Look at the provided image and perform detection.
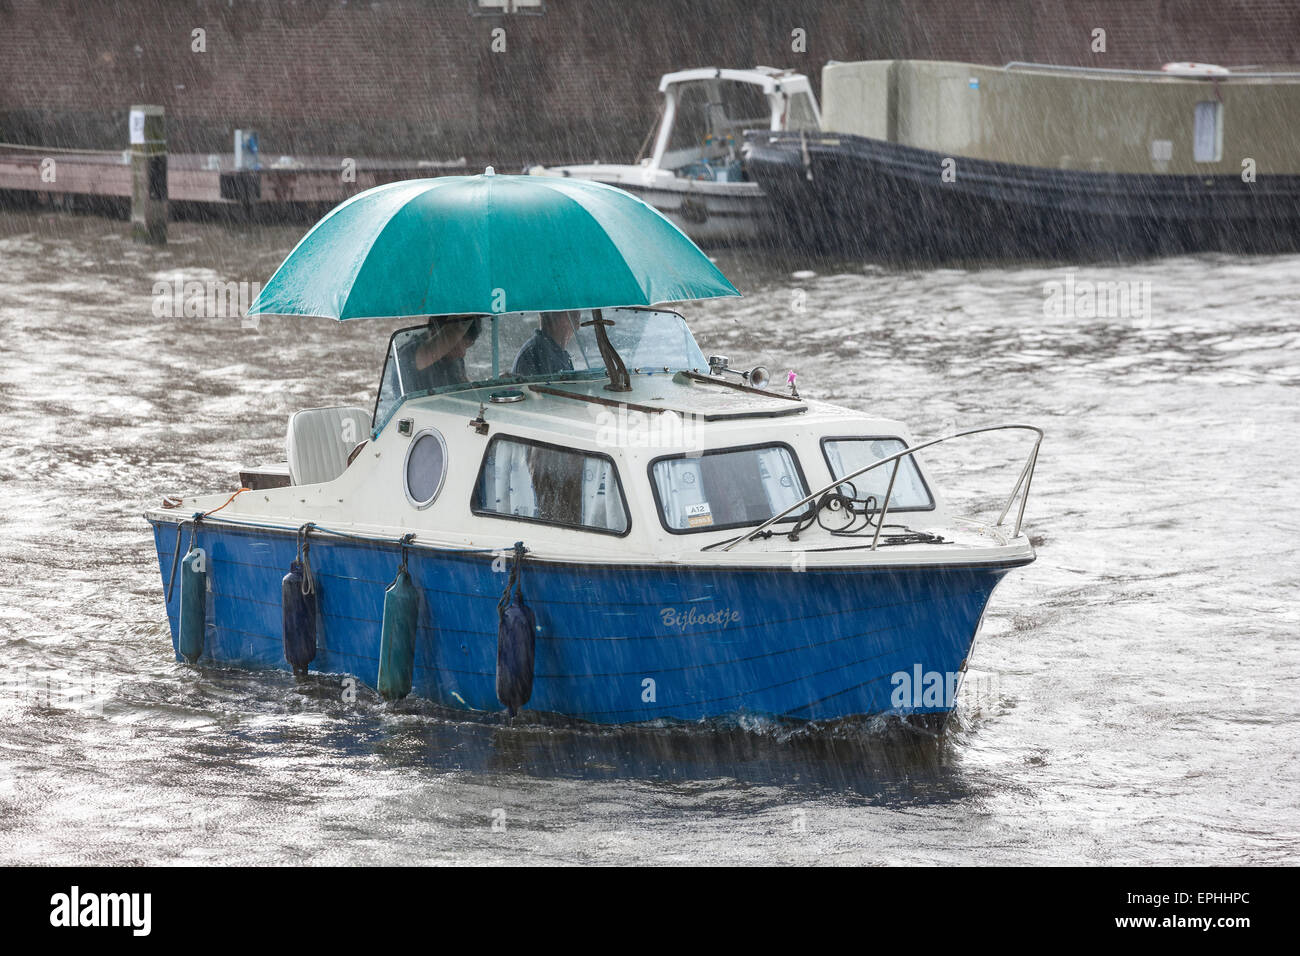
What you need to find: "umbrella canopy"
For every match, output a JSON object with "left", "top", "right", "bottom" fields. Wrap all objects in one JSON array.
[{"left": 248, "top": 171, "right": 740, "bottom": 319}]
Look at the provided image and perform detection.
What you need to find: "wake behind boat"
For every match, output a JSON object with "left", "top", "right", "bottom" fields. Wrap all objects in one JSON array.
[{"left": 145, "top": 171, "right": 1041, "bottom": 725}]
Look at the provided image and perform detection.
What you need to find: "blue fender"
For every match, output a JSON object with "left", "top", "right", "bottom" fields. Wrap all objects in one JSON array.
[
  {"left": 178, "top": 547, "right": 207, "bottom": 664},
  {"left": 496, "top": 590, "right": 536, "bottom": 717},
  {"left": 281, "top": 561, "right": 317, "bottom": 677}
]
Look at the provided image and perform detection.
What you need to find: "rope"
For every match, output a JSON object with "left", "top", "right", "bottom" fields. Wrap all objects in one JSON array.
[
  {"left": 397, "top": 533, "right": 416, "bottom": 574},
  {"left": 164, "top": 523, "right": 185, "bottom": 603},
  {"left": 201, "top": 487, "right": 248, "bottom": 518},
  {"left": 296, "top": 523, "right": 316, "bottom": 596},
  {"left": 164, "top": 519, "right": 202, "bottom": 603},
  {"left": 165, "top": 512, "right": 506, "bottom": 555},
  {"left": 161, "top": 489, "right": 247, "bottom": 603},
  {"left": 497, "top": 541, "right": 528, "bottom": 616}
]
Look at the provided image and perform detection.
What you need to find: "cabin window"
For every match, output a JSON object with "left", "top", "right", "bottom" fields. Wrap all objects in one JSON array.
[
  {"left": 472, "top": 436, "right": 629, "bottom": 535},
  {"left": 404, "top": 428, "right": 449, "bottom": 509},
  {"left": 650, "top": 444, "right": 810, "bottom": 533},
  {"left": 1193, "top": 101, "right": 1223, "bottom": 163},
  {"left": 821, "top": 438, "right": 934, "bottom": 512},
  {"left": 785, "top": 92, "right": 819, "bottom": 131}
]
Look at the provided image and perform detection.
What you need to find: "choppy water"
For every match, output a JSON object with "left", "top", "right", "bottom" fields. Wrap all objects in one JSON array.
[{"left": 0, "top": 210, "right": 1296, "bottom": 865}]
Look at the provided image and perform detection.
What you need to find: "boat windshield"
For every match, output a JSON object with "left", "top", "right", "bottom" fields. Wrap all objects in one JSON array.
[
  {"left": 373, "top": 307, "right": 708, "bottom": 430},
  {"left": 662, "top": 79, "right": 772, "bottom": 180}
]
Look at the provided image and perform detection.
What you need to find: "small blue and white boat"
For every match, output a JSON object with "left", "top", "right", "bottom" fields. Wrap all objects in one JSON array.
[{"left": 146, "top": 172, "right": 1041, "bottom": 725}]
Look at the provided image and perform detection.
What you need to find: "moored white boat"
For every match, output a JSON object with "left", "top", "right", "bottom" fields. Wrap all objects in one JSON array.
[{"left": 529, "top": 67, "right": 821, "bottom": 244}]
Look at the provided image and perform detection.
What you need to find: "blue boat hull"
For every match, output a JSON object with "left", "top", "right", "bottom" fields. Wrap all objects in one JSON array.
[{"left": 149, "top": 520, "right": 1024, "bottom": 723}]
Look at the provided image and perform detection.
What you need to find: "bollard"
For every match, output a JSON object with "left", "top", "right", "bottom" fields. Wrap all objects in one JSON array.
[{"left": 129, "top": 104, "right": 167, "bottom": 243}]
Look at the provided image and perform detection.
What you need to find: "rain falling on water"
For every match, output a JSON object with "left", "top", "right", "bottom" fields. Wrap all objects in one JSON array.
[{"left": 0, "top": 210, "right": 1296, "bottom": 864}]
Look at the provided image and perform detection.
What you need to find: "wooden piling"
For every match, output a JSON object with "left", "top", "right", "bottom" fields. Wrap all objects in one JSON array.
[{"left": 129, "top": 105, "right": 167, "bottom": 243}]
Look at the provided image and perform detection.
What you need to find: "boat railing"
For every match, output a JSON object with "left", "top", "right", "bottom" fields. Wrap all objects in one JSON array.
[
  {"left": 719, "top": 423, "right": 1044, "bottom": 552},
  {"left": 1002, "top": 61, "right": 1300, "bottom": 80}
]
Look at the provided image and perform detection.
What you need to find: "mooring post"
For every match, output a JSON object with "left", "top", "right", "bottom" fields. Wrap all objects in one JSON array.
[{"left": 129, "top": 104, "right": 167, "bottom": 243}]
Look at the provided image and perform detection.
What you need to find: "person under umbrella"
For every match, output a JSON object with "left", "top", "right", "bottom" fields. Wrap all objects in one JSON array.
[
  {"left": 512, "top": 310, "right": 579, "bottom": 377},
  {"left": 403, "top": 314, "right": 484, "bottom": 390}
]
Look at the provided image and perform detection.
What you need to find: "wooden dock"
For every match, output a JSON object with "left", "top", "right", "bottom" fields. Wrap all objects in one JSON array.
[{"left": 0, "top": 146, "right": 468, "bottom": 216}]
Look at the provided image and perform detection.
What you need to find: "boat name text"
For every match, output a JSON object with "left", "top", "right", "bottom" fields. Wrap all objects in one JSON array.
[{"left": 660, "top": 606, "right": 741, "bottom": 631}]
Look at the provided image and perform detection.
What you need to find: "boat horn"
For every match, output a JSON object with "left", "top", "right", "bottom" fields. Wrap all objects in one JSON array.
[{"left": 708, "top": 354, "right": 771, "bottom": 389}]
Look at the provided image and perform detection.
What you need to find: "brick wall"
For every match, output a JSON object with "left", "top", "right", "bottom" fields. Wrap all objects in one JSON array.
[
  {"left": 0, "top": 0, "right": 1295, "bottom": 166},
  {"left": 898, "top": 0, "right": 1300, "bottom": 68}
]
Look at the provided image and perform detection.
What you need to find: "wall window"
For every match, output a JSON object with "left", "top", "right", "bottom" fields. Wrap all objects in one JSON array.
[
  {"left": 1193, "top": 101, "right": 1223, "bottom": 163},
  {"left": 650, "top": 444, "right": 809, "bottom": 533},
  {"left": 821, "top": 437, "right": 934, "bottom": 512},
  {"left": 473, "top": 436, "right": 628, "bottom": 535}
]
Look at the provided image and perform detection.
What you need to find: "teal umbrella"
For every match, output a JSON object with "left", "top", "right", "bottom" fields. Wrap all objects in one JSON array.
[{"left": 248, "top": 171, "right": 740, "bottom": 319}]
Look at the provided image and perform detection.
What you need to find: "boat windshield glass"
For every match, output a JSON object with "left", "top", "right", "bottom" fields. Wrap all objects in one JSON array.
[
  {"left": 663, "top": 80, "right": 771, "bottom": 177},
  {"left": 651, "top": 444, "right": 811, "bottom": 533},
  {"left": 374, "top": 307, "right": 708, "bottom": 429},
  {"left": 785, "top": 91, "right": 819, "bottom": 131},
  {"left": 822, "top": 438, "right": 934, "bottom": 512}
]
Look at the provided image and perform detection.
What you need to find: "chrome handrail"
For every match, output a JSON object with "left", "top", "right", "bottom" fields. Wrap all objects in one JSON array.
[{"left": 719, "top": 423, "right": 1044, "bottom": 552}]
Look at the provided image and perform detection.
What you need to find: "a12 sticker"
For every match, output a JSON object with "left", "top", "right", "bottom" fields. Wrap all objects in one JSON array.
[{"left": 685, "top": 502, "right": 713, "bottom": 527}]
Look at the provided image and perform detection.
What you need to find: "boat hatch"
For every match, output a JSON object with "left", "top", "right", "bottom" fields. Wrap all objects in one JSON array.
[{"left": 373, "top": 307, "right": 708, "bottom": 431}]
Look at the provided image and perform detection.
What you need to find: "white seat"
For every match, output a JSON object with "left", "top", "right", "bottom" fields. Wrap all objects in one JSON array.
[{"left": 286, "top": 406, "right": 371, "bottom": 486}]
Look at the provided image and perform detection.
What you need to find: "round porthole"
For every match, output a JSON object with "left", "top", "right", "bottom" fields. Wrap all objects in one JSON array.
[{"left": 403, "top": 428, "right": 448, "bottom": 509}]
